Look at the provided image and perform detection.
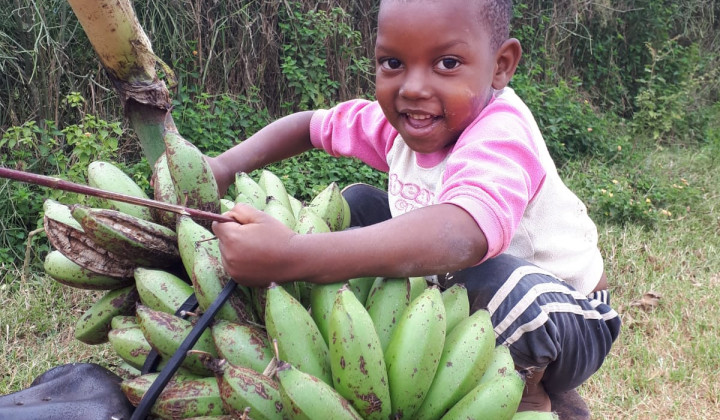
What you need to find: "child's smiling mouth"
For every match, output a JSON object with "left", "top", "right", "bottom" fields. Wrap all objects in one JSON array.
[{"left": 402, "top": 112, "right": 441, "bottom": 133}]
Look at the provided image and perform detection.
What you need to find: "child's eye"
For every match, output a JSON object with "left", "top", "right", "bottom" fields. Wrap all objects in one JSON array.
[
  {"left": 380, "top": 58, "right": 402, "bottom": 70},
  {"left": 437, "top": 58, "right": 460, "bottom": 70}
]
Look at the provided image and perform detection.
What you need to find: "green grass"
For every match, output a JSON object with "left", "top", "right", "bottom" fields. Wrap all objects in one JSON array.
[
  {"left": 576, "top": 145, "right": 720, "bottom": 419},
  {"left": 1, "top": 144, "right": 719, "bottom": 419}
]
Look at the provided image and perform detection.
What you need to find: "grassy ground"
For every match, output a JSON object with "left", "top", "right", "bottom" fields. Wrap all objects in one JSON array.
[
  {"left": 579, "top": 145, "right": 720, "bottom": 419},
  {"left": 1, "top": 144, "right": 719, "bottom": 419}
]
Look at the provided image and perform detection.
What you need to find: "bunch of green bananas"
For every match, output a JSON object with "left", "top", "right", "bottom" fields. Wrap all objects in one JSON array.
[{"left": 39, "top": 130, "right": 550, "bottom": 419}]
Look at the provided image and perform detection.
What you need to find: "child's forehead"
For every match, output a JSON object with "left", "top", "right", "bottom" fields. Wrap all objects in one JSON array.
[
  {"left": 378, "top": 0, "right": 485, "bottom": 30},
  {"left": 377, "top": 0, "right": 488, "bottom": 39},
  {"left": 379, "top": 0, "right": 485, "bottom": 15}
]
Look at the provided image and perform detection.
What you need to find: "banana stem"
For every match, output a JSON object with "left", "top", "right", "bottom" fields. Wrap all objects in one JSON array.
[
  {"left": 0, "top": 167, "right": 233, "bottom": 224},
  {"left": 67, "top": 0, "right": 174, "bottom": 166}
]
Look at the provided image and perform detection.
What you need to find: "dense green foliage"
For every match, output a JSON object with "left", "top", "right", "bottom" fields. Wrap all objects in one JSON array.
[{"left": 0, "top": 0, "right": 718, "bottom": 275}]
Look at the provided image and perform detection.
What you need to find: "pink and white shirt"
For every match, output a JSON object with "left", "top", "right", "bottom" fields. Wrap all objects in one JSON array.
[{"left": 309, "top": 87, "right": 602, "bottom": 295}]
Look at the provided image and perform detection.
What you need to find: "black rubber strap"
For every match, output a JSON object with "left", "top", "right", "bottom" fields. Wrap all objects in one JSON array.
[
  {"left": 131, "top": 281, "right": 237, "bottom": 420},
  {"left": 140, "top": 293, "right": 199, "bottom": 375}
]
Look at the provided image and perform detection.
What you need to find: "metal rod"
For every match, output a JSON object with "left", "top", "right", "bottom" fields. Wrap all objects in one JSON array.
[{"left": 0, "top": 166, "right": 234, "bottom": 224}]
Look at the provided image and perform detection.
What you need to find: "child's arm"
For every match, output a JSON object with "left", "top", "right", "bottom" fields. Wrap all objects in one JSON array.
[
  {"left": 212, "top": 201, "right": 488, "bottom": 286},
  {"left": 206, "top": 110, "right": 316, "bottom": 195}
]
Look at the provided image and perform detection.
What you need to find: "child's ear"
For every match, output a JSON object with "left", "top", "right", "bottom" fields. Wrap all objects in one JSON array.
[{"left": 492, "top": 38, "right": 522, "bottom": 90}]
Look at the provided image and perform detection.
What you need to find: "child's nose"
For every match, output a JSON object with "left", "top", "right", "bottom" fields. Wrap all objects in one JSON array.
[{"left": 399, "top": 69, "right": 431, "bottom": 99}]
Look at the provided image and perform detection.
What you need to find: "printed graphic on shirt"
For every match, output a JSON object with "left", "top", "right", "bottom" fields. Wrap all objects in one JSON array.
[
  {"left": 388, "top": 173, "right": 435, "bottom": 214},
  {"left": 385, "top": 136, "right": 449, "bottom": 217}
]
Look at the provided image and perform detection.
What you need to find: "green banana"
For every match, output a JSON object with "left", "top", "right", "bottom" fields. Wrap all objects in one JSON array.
[
  {"left": 121, "top": 372, "right": 225, "bottom": 418},
  {"left": 134, "top": 267, "right": 194, "bottom": 314},
  {"left": 182, "top": 416, "right": 236, "bottom": 420},
  {"left": 177, "top": 215, "right": 220, "bottom": 280},
  {"left": 275, "top": 360, "right": 362, "bottom": 420},
  {"left": 121, "top": 372, "right": 162, "bottom": 406},
  {"left": 288, "top": 194, "right": 304, "bottom": 219},
  {"left": 108, "top": 326, "right": 156, "bottom": 370},
  {"left": 71, "top": 205, "right": 180, "bottom": 268},
  {"left": 115, "top": 362, "right": 141, "bottom": 380},
  {"left": 164, "top": 129, "right": 220, "bottom": 228},
  {"left": 192, "top": 243, "right": 256, "bottom": 323},
  {"left": 220, "top": 198, "right": 235, "bottom": 213},
  {"left": 245, "top": 286, "right": 264, "bottom": 321},
  {"left": 136, "top": 304, "right": 218, "bottom": 376},
  {"left": 442, "top": 283, "right": 470, "bottom": 334},
  {"left": 414, "top": 309, "right": 496, "bottom": 420},
  {"left": 198, "top": 354, "right": 289, "bottom": 420},
  {"left": 234, "top": 171, "right": 266, "bottom": 210},
  {"left": 234, "top": 192, "right": 256, "bottom": 208},
  {"left": 439, "top": 365, "right": 524, "bottom": 420},
  {"left": 365, "top": 277, "right": 414, "bottom": 353},
  {"left": 210, "top": 320, "right": 273, "bottom": 374},
  {"left": 477, "top": 345, "right": 516, "bottom": 387},
  {"left": 288, "top": 206, "right": 330, "bottom": 307},
  {"left": 409, "top": 275, "right": 429, "bottom": 302},
  {"left": 309, "top": 282, "right": 345, "bottom": 346},
  {"left": 347, "top": 276, "right": 376, "bottom": 305},
  {"left": 121, "top": 372, "right": 202, "bottom": 406},
  {"left": 150, "top": 375, "right": 227, "bottom": 419},
  {"left": 87, "top": 160, "right": 153, "bottom": 221},
  {"left": 385, "top": 286, "right": 447, "bottom": 419},
  {"left": 44, "top": 203, "right": 136, "bottom": 278},
  {"left": 341, "top": 193, "right": 351, "bottom": 230},
  {"left": 328, "top": 285, "right": 391, "bottom": 420},
  {"left": 74, "top": 285, "right": 139, "bottom": 345},
  {"left": 263, "top": 197, "right": 296, "bottom": 229},
  {"left": 264, "top": 283, "right": 332, "bottom": 385},
  {"left": 43, "top": 249, "right": 132, "bottom": 290},
  {"left": 257, "top": 169, "right": 292, "bottom": 212},
  {"left": 43, "top": 199, "right": 83, "bottom": 230},
  {"left": 293, "top": 206, "right": 331, "bottom": 235},
  {"left": 111, "top": 315, "right": 138, "bottom": 329},
  {"left": 150, "top": 152, "right": 180, "bottom": 228},
  {"left": 306, "top": 182, "right": 346, "bottom": 232}
]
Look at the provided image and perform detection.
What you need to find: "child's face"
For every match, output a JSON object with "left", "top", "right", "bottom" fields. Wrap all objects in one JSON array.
[{"left": 375, "top": 0, "right": 499, "bottom": 154}]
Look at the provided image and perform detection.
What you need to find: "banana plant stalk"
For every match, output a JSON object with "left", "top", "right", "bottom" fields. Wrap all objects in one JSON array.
[{"left": 66, "top": 0, "right": 175, "bottom": 166}]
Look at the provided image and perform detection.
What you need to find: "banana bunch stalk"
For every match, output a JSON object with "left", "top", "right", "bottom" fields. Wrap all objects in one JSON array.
[{"left": 67, "top": 0, "right": 173, "bottom": 165}]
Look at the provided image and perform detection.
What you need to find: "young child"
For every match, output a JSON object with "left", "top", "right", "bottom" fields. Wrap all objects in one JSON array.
[{"left": 208, "top": 0, "right": 621, "bottom": 417}]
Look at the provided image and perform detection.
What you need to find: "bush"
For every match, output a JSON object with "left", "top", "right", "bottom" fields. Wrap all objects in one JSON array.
[
  {"left": 511, "top": 70, "right": 611, "bottom": 166},
  {"left": 0, "top": 93, "right": 148, "bottom": 270},
  {"left": 632, "top": 40, "right": 720, "bottom": 146},
  {"left": 171, "top": 86, "right": 272, "bottom": 156},
  {"left": 564, "top": 149, "right": 703, "bottom": 228}
]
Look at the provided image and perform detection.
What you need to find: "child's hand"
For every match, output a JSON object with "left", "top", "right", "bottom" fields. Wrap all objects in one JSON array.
[{"left": 211, "top": 203, "right": 298, "bottom": 287}]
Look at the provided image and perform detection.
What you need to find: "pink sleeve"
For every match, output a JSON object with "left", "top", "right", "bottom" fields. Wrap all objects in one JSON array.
[
  {"left": 437, "top": 100, "right": 547, "bottom": 261},
  {"left": 309, "top": 100, "right": 396, "bottom": 172}
]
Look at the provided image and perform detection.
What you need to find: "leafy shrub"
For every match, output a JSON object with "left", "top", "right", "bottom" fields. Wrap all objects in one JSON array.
[
  {"left": 278, "top": 2, "right": 373, "bottom": 112},
  {"left": 564, "top": 151, "right": 702, "bottom": 228},
  {"left": 171, "top": 86, "right": 272, "bottom": 156},
  {"left": 632, "top": 40, "right": 719, "bottom": 146},
  {"left": 511, "top": 70, "right": 611, "bottom": 166}
]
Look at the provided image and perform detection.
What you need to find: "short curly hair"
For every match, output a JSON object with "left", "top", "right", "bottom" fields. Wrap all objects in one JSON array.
[
  {"left": 379, "top": 0, "right": 513, "bottom": 51},
  {"left": 483, "top": 0, "right": 513, "bottom": 51}
]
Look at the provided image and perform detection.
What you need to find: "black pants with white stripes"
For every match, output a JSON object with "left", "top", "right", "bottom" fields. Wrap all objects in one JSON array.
[{"left": 342, "top": 183, "right": 622, "bottom": 393}]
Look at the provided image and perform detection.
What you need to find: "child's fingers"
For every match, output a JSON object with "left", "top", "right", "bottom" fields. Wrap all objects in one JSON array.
[{"left": 223, "top": 202, "right": 266, "bottom": 225}]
